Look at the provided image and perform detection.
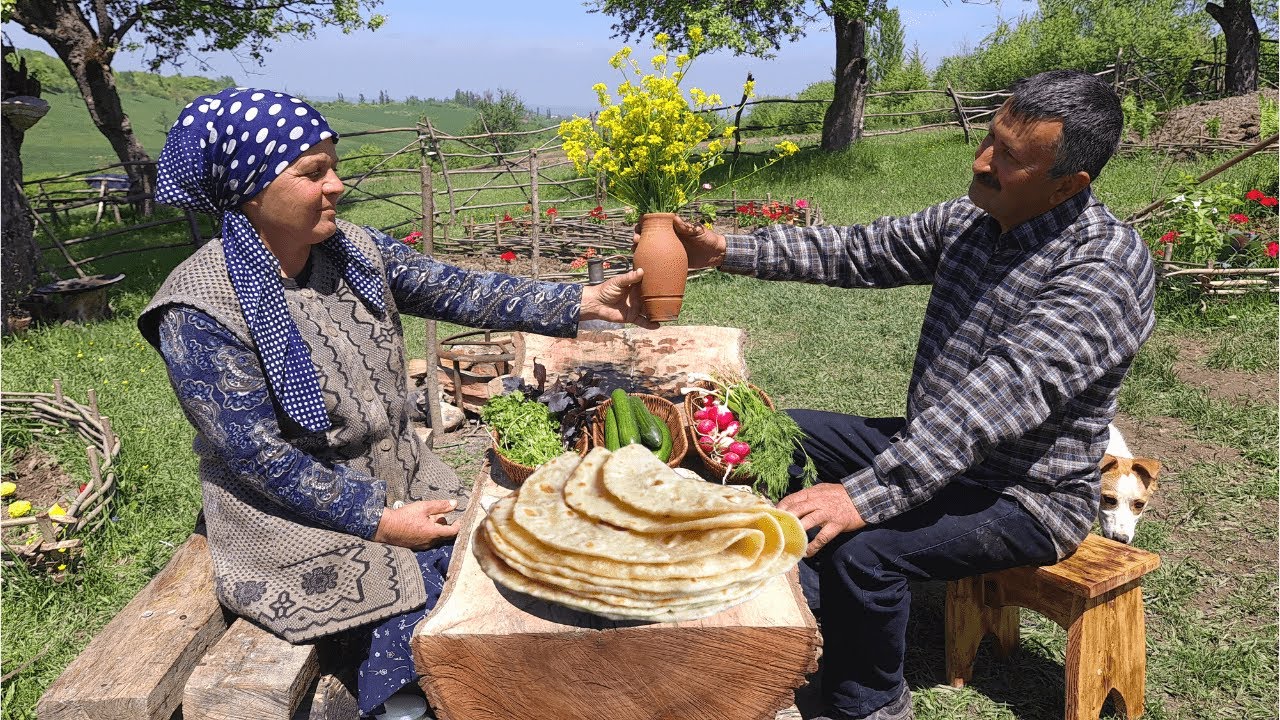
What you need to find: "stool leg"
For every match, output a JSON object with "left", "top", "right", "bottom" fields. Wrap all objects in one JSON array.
[
  {"left": 945, "top": 577, "right": 1018, "bottom": 688},
  {"left": 1063, "top": 587, "right": 1146, "bottom": 720}
]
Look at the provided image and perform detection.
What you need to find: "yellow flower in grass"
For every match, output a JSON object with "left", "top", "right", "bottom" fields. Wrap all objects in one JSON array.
[
  {"left": 9, "top": 500, "right": 32, "bottom": 518},
  {"left": 49, "top": 504, "right": 66, "bottom": 518},
  {"left": 0, "top": 481, "right": 15, "bottom": 497},
  {"left": 775, "top": 140, "right": 800, "bottom": 157}
]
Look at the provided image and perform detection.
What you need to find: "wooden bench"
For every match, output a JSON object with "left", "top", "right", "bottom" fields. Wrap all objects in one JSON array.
[
  {"left": 37, "top": 532, "right": 358, "bottom": 720},
  {"left": 944, "top": 533, "right": 1161, "bottom": 720}
]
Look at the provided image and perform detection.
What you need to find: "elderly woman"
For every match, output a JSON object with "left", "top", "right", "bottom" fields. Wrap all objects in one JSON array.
[{"left": 138, "top": 88, "right": 649, "bottom": 716}]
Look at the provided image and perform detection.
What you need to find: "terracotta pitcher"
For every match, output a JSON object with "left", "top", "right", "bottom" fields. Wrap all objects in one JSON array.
[{"left": 632, "top": 212, "right": 688, "bottom": 322}]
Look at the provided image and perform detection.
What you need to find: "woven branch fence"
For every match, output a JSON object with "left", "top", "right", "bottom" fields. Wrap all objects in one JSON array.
[{"left": 0, "top": 380, "right": 120, "bottom": 568}]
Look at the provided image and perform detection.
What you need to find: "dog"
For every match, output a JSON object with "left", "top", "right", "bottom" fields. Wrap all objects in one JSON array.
[{"left": 1098, "top": 423, "right": 1161, "bottom": 545}]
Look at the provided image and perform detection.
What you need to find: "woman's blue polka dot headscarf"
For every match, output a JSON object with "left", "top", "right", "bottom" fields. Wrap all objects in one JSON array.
[{"left": 156, "top": 87, "right": 385, "bottom": 433}]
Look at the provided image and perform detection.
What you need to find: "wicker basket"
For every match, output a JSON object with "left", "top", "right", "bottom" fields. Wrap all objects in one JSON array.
[
  {"left": 682, "top": 381, "right": 774, "bottom": 485},
  {"left": 589, "top": 394, "right": 688, "bottom": 469},
  {"left": 489, "top": 429, "right": 589, "bottom": 485}
]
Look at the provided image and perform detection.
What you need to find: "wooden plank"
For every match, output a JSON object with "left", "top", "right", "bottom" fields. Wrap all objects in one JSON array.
[
  {"left": 183, "top": 618, "right": 319, "bottom": 720},
  {"left": 412, "top": 469, "right": 820, "bottom": 720},
  {"left": 37, "top": 533, "right": 228, "bottom": 720},
  {"left": 1025, "top": 534, "right": 1160, "bottom": 599}
]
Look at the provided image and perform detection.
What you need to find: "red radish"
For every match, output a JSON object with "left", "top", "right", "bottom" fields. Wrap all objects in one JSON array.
[
  {"left": 702, "top": 396, "right": 717, "bottom": 408},
  {"left": 715, "top": 406, "right": 736, "bottom": 430},
  {"left": 696, "top": 419, "right": 717, "bottom": 435},
  {"left": 728, "top": 441, "right": 751, "bottom": 457},
  {"left": 692, "top": 406, "right": 713, "bottom": 421},
  {"left": 722, "top": 420, "right": 740, "bottom": 437},
  {"left": 697, "top": 435, "right": 716, "bottom": 452},
  {"left": 715, "top": 435, "right": 734, "bottom": 451},
  {"left": 723, "top": 452, "right": 743, "bottom": 465}
]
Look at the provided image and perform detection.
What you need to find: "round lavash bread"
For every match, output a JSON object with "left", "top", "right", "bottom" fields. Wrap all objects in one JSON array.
[
  {"left": 603, "top": 444, "right": 772, "bottom": 518},
  {"left": 472, "top": 524, "right": 770, "bottom": 622},
  {"left": 484, "top": 495, "right": 761, "bottom": 580},
  {"left": 511, "top": 449, "right": 766, "bottom": 563},
  {"left": 483, "top": 496, "right": 791, "bottom": 597}
]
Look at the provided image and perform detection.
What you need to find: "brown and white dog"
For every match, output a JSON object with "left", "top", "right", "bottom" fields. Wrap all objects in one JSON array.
[{"left": 1099, "top": 424, "right": 1161, "bottom": 544}]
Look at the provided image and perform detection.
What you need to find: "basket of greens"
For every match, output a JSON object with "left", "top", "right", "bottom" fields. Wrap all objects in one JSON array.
[
  {"left": 682, "top": 374, "right": 817, "bottom": 501},
  {"left": 480, "top": 369, "right": 603, "bottom": 484}
]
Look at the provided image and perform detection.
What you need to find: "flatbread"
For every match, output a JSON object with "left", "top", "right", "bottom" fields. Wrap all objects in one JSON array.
[
  {"left": 602, "top": 444, "right": 771, "bottom": 518},
  {"left": 510, "top": 449, "right": 766, "bottom": 563}
]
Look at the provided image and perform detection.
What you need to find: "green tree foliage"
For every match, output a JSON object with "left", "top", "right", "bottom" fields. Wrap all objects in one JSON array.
[
  {"left": 934, "top": 0, "right": 1213, "bottom": 99},
  {"left": 464, "top": 89, "right": 531, "bottom": 155},
  {"left": 867, "top": 7, "right": 904, "bottom": 85}
]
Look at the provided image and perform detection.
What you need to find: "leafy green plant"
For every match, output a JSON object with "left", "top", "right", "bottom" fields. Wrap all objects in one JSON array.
[
  {"left": 1157, "top": 178, "right": 1279, "bottom": 267},
  {"left": 1122, "top": 95, "right": 1159, "bottom": 141},
  {"left": 1204, "top": 115, "right": 1222, "bottom": 139},
  {"left": 1260, "top": 92, "right": 1278, "bottom": 139}
]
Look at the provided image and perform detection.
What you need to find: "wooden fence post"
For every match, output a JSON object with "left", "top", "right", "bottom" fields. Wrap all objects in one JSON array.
[
  {"left": 731, "top": 72, "right": 753, "bottom": 167},
  {"left": 529, "top": 149, "right": 540, "bottom": 279},
  {"left": 424, "top": 118, "right": 457, "bottom": 221},
  {"left": 946, "top": 83, "right": 971, "bottom": 144},
  {"left": 419, "top": 135, "right": 444, "bottom": 446},
  {"left": 183, "top": 209, "right": 203, "bottom": 247}
]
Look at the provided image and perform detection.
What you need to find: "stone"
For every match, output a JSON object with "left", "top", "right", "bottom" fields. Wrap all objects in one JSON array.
[
  {"left": 511, "top": 326, "right": 748, "bottom": 401},
  {"left": 413, "top": 390, "right": 467, "bottom": 431}
]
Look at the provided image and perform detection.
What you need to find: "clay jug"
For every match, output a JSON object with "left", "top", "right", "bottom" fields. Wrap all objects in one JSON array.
[{"left": 632, "top": 212, "right": 688, "bottom": 321}]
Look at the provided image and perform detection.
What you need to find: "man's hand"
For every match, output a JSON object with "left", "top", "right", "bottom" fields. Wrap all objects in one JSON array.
[
  {"left": 580, "top": 268, "right": 659, "bottom": 329},
  {"left": 373, "top": 499, "right": 460, "bottom": 550},
  {"left": 776, "top": 483, "right": 866, "bottom": 557},
  {"left": 633, "top": 216, "right": 727, "bottom": 270}
]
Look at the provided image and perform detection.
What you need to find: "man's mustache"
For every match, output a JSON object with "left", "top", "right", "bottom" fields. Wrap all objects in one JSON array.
[{"left": 973, "top": 172, "right": 1001, "bottom": 190}]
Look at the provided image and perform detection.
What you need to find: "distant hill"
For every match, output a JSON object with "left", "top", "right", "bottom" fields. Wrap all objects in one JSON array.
[{"left": 11, "top": 49, "right": 481, "bottom": 177}]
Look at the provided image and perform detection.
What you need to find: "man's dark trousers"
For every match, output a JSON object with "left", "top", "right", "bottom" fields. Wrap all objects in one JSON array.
[{"left": 787, "top": 411, "right": 1060, "bottom": 719}]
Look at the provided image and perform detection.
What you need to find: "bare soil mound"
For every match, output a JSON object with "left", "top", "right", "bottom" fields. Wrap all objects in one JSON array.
[{"left": 1149, "top": 89, "right": 1278, "bottom": 146}]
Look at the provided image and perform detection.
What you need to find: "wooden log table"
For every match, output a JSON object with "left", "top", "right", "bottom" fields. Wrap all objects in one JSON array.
[{"left": 412, "top": 466, "right": 821, "bottom": 720}]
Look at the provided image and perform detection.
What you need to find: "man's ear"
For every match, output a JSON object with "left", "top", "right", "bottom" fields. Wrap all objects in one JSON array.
[{"left": 1050, "top": 170, "right": 1091, "bottom": 205}]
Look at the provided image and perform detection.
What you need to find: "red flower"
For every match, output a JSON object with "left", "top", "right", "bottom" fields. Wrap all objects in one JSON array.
[
  {"left": 546, "top": 207, "right": 558, "bottom": 217},
  {"left": 501, "top": 213, "right": 514, "bottom": 224},
  {"left": 1261, "top": 196, "right": 1279, "bottom": 208},
  {"left": 1159, "top": 231, "right": 1179, "bottom": 244},
  {"left": 402, "top": 231, "right": 423, "bottom": 246},
  {"left": 1246, "top": 189, "right": 1265, "bottom": 201},
  {"left": 1268, "top": 242, "right": 1279, "bottom": 259},
  {"left": 500, "top": 250, "right": 517, "bottom": 263},
  {"left": 78, "top": 483, "right": 88, "bottom": 494},
  {"left": 1230, "top": 213, "right": 1250, "bottom": 224}
]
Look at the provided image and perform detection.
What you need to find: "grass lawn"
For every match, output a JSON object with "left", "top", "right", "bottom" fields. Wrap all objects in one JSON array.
[{"left": 2, "top": 130, "right": 1276, "bottom": 720}]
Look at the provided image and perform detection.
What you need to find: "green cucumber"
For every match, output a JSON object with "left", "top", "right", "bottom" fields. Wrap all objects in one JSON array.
[
  {"left": 655, "top": 418, "right": 673, "bottom": 462},
  {"left": 604, "top": 405, "right": 620, "bottom": 450},
  {"left": 631, "top": 398, "right": 664, "bottom": 449},
  {"left": 611, "top": 389, "right": 641, "bottom": 447}
]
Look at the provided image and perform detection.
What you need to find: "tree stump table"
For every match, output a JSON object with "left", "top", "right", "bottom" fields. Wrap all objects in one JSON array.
[{"left": 412, "top": 467, "right": 821, "bottom": 720}]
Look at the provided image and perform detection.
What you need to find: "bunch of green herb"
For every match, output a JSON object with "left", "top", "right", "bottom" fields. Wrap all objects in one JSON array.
[
  {"left": 725, "top": 383, "right": 817, "bottom": 502},
  {"left": 480, "top": 391, "right": 565, "bottom": 466}
]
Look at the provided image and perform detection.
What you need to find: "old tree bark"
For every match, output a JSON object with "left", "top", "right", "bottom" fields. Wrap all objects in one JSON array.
[
  {"left": 821, "top": 11, "right": 870, "bottom": 152},
  {"left": 2, "top": 49, "right": 42, "bottom": 332},
  {"left": 1205, "top": 0, "right": 1260, "bottom": 95},
  {"left": 10, "top": 0, "right": 156, "bottom": 214}
]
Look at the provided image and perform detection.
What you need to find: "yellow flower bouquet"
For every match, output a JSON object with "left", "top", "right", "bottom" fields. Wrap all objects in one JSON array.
[{"left": 559, "top": 28, "right": 796, "bottom": 215}]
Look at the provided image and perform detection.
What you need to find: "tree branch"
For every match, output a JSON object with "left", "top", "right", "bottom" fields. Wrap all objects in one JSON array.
[{"left": 92, "top": 0, "right": 116, "bottom": 41}]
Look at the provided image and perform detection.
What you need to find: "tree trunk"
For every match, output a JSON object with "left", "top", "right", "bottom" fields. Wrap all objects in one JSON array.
[
  {"left": 1206, "top": 0, "right": 1260, "bottom": 95},
  {"left": 12, "top": 0, "right": 156, "bottom": 214},
  {"left": 2, "top": 49, "right": 42, "bottom": 334},
  {"left": 821, "top": 13, "right": 870, "bottom": 152}
]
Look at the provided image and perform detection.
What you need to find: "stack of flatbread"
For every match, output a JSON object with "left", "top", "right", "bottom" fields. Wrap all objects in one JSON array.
[{"left": 474, "top": 444, "right": 807, "bottom": 622}]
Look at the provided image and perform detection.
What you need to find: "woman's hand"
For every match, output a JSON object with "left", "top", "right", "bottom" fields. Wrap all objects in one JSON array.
[
  {"left": 580, "top": 269, "right": 660, "bottom": 329},
  {"left": 373, "top": 499, "right": 460, "bottom": 550},
  {"left": 632, "top": 216, "right": 727, "bottom": 270}
]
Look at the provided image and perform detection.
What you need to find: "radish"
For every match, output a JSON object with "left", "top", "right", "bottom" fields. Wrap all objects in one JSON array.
[
  {"left": 728, "top": 441, "right": 751, "bottom": 457},
  {"left": 723, "top": 451, "right": 743, "bottom": 466},
  {"left": 697, "top": 435, "right": 716, "bottom": 453},
  {"left": 715, "top": 435, "right": 734, "bottom": 451},
  {"left": 695, "top": 419, "right": 717, "bottom": 435},
  {"left": 722, "top": 420, "right": 740, "bottom": 437},
  {"left": 715, "top": 406, "right": 736, "bottom": 430},
  {"left": 692, "top": 406, "right": 713, "bottom": 421}
]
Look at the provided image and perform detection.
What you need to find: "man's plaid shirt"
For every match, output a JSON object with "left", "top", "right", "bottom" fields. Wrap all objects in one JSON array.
[{"left": 723, "top": 189, "right": 1156, "bottom": 558}]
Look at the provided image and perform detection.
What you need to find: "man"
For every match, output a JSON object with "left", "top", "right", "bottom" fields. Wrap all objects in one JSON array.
[{"left": 672, "top": 70, "right": 1155, "bottom": 720}]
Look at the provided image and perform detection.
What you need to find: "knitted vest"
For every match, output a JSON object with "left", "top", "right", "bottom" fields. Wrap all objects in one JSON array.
[{"left": 140, "top": 220, "right": 462, "bottom": 642}]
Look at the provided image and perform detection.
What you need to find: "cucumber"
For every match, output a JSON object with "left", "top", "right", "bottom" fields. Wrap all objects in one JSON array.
[
  {"left": 611, "top": 389, "right": 641, "bottom": 447},
  {"left": 655, "top": 417, "right": 673, "bottom": 462},
  {"left": 631, "top": 398, "right": 664, "bottom": 449},
  {"left": 604, "top": 405, "right": 620, "bottom": 450}
]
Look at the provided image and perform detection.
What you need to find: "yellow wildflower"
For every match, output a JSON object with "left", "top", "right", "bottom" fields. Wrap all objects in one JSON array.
[
  {"left": 608, "top": 47, "right": 633, "bottom": 70},
  {"left": 775, "top": 140, "right": 800, "bottom": 156},
  {"left": 743, "top": 79, "right": 756, "bottom": 99},
  {"left": 57, "top": 564, "right": 67, "bottom": 571},
  {"left": 9, "top": 500, "right": 32, "bottom": 518},
  {"left": 689, "top": 26, "right": 704, "bottom": 44},
  {"left": 0, "top": 481, "right": 15, "bottom": 497},
  {"left": 49, "top": 504, "right": 66, "bottom": 517}
]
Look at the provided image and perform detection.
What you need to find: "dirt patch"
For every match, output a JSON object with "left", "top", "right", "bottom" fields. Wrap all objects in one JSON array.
[
  {"left": 1170, "top": 336, "right": 1279, "bottom": 406},
  {"left": 2, "top": 446, "right": 80, "bottom": 516},
  {"left": 1112, "top": 413, "right": 1242, "bottom": 467},
  {"left": 1148, "top": 89, "right": 1278, "bottom": 147}
]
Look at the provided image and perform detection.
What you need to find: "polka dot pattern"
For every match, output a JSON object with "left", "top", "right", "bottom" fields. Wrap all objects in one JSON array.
[{"left": 155, "top": 87, "right": 387, "bottom": 434}]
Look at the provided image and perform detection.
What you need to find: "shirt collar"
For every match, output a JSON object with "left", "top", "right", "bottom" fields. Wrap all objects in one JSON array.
[{"left": 997, "top": 187, "right": 1093, "bottom": 251}]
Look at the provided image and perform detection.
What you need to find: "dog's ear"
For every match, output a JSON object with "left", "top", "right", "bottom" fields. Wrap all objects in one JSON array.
[
  {"left": 1100, "top": 453, "right": 1121, "bottom": 475},
  {"left": 1131, "top": 457, "right": 1161, "bottom": 491}
]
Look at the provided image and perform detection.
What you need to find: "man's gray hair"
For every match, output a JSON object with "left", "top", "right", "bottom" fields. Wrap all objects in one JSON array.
[{"left": 1005, "top": 70, "right": 1123, "bottom": 181}]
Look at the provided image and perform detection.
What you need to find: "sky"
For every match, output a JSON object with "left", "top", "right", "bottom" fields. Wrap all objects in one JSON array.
[{"left": 4, "top": 1, "right": 1016, "bottom": 113}]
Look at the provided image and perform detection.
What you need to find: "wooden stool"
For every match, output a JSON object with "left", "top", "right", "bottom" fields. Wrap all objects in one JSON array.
[{"left": 944, "top": 534, "right": 1160, "bottom": 720}]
